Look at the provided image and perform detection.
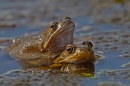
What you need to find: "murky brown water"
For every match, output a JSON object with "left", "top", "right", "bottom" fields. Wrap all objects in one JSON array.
[{"left": 0, "top": 0, "right": 130, "bottom": 86}]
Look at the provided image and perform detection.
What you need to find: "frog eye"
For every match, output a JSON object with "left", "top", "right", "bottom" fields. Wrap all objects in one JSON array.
[
  {"left": 49, "top": 22, "right": 58, "bottom": 31},
  {"left": 50, "top": 24, "right": 55, "bottom": 28},
  {"left": 50, "top": 24, "right": 56, "bottom": 29},
  {"left": 82, "top": 41, "right": 93, "bottom": 48},
  {"left": 66, "top": 45, "right": 75, "bottom": 54}
]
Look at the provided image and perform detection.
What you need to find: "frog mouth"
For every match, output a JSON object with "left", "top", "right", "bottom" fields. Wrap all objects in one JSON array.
[{"left": 44, "top": 25, "right": 75, "bottom": 49}]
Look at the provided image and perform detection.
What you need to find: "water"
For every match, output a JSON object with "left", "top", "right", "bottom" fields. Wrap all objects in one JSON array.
[{"left": 0, "top": 0, "right": 130, "bottom": 86}]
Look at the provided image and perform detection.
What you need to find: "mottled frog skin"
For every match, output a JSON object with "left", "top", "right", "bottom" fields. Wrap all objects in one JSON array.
[
  {"left": 5, "top": 17, "right": 75, "bottom": 60},
  {"left": 18, "top": 41, "right": 95, "bottom": 69},
  {"left": 53, "top": 41, "right": 95, "bottom": 64}
]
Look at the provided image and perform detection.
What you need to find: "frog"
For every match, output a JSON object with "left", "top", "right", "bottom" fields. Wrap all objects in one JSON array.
[
  {"left": 5, "top": 17, "right": 75, "bottom": 60},
  {"left": 18, "top": 41, "right": 95, "bottom": 70},
  {"left": 53, "top": 41, "right": 95, "bottom": 64}
]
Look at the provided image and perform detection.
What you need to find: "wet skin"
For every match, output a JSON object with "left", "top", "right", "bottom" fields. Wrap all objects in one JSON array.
[
  {"left": 5, "top": 17, "right": 75, "bottom": 60},
  {"left": 53, "top": 41, "right": 95, "bottom": 64},
  {"left": 18, "top": 41, "right": 95, "bottom": 77},
  {"left": 18, "top": 41, "right": 95, "bottom": 69}
]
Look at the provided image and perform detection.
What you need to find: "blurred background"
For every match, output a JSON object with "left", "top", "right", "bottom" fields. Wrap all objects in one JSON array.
[
  {"left": 0, "top": 0, "right": 130, "bottom": 29},
  {"left": 0, "top": 0, "right": 130, "bottom": 86}
]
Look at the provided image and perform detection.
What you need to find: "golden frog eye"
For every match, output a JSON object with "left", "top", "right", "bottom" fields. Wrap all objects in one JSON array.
[
  {"left": 66, "top": 45, "right": 75, "bottom": 54},
  {"left": 49, "top": 22, "right": 58, "bottom": 31},
  {"left": 82, "top": 41, "right": 93, "bottom": 48},
  {"left": 50, "top": 24, "right": 56, "bottom": 30},
  {"left": 50, "top": 24, "right": 55, "bottom": 28}
]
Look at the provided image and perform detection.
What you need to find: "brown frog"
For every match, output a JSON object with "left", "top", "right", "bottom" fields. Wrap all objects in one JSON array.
[
  {"left": 53, "top": 41, "right": 95, "bottom": 64},
  {"left": 18, "top": 41, "right": 95, "bottom": 69},
  {"left": 5, "top": 17, "right": 75, "bottom": 60},
  {"left": 18, "top": 41, "right": 95, "bottom": 77}
]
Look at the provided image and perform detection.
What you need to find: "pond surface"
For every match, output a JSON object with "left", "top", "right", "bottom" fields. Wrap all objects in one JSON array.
[{"left": 0, "top": 0, "right": 130, "bottom": 86}]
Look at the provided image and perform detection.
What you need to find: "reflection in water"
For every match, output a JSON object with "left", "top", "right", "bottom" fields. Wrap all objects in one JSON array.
[
  {"left": 60, "top": 62, "right": 95, "bottom": 77},
  {"left": 18, "top": 58, "right": 53, "bottom": 69},
  {"left": 18, "top": 59, "right": 95, "bottom": 77}
]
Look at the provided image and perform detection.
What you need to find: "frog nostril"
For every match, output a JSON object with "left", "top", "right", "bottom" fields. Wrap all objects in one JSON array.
[
  {"left": 66, "top": 17, "right": 71, "bottom": 20},
  {"left": 82, "top": 41, "right": 93, "bottom": 48},
  {"left": 61, "top": 16, "right": 71, "bottom": 21}
]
